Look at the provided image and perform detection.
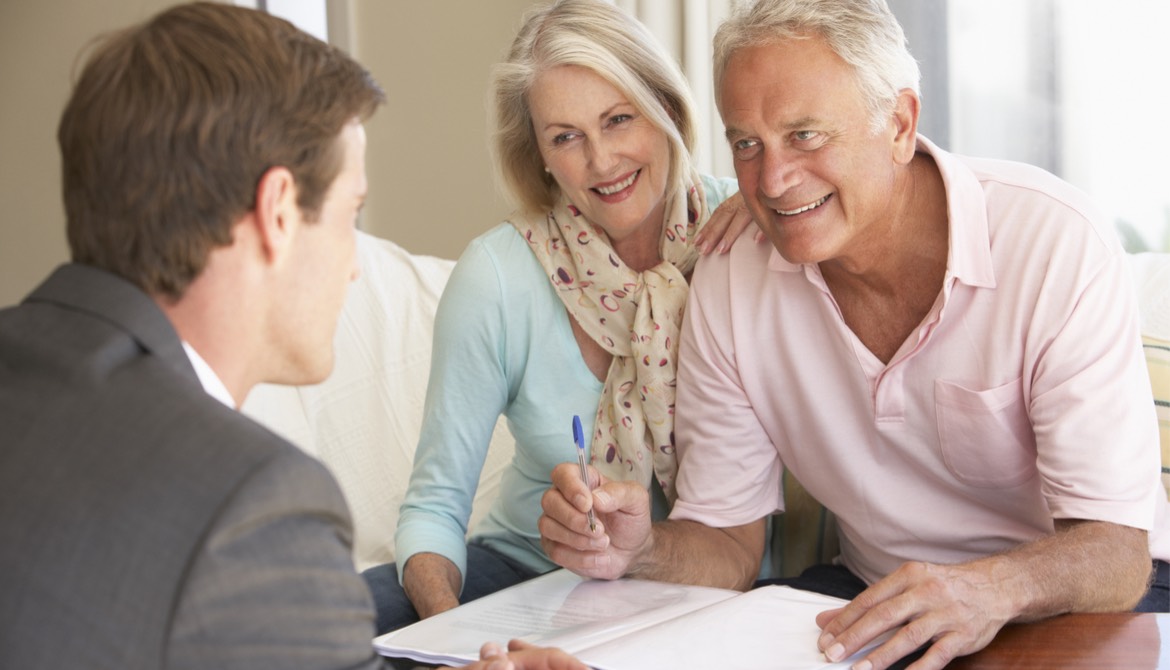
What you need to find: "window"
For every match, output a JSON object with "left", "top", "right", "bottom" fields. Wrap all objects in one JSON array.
[
  {"left": 904, "top": 0, "right": 1170, "bottom": 251},
  {"left": 239, "top": 0, "right": 329, "bottom": 43}
]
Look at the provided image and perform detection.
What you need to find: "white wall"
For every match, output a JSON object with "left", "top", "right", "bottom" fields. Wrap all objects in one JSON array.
[
  {"left": 0, "top": 0, "right": 176, "bottom": 306},
  {"left": 349, "top": 0, "right": 536, "bottom": 260}
]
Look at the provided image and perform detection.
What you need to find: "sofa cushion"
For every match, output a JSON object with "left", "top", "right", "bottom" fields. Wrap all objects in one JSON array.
[{"left": 1145, "top": 336, "right": 1170, "bottom": 497}]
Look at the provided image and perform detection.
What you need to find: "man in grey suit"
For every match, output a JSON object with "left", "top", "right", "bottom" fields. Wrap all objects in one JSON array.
[{"left": 0, "top": 4, "right": 582, "bottom": 670}]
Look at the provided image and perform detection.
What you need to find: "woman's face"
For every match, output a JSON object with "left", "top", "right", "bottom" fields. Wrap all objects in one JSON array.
[{"left": 529, "top": 65, "right": 672, "bottom": 246}]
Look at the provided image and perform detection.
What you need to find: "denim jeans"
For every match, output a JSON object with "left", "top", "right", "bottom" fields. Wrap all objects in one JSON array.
[
  {"left": 1136, "top": 559, "right": 1170, "bottom": 612},
  {"left": 753, "top": 563, "right": 867, "bottom": 600}
]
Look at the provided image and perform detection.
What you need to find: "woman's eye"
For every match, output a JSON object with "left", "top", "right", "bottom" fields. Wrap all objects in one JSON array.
[
  {"left": 552, "top": 132, "right": 576, "bottom": 145},
  {"left": 608, "top": 113, "right": 633, "bottom": 127}
]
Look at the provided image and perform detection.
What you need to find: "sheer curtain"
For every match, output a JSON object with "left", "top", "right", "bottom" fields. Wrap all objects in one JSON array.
[{"left": 945, "top": 0, "right": 1170, "bottom": 251}]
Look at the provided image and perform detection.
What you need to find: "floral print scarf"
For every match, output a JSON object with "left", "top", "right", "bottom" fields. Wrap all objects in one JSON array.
[{"left": 511, "top": 173, "right": 708, "bottom": 501}]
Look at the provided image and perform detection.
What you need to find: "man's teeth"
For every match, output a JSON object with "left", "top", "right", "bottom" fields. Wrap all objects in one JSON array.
[
  {"left": 596, "top": 171, "right": 638, "bottom": 195},
  {"left": 777, "top": 194, "right": 829, "bottom": 216}
]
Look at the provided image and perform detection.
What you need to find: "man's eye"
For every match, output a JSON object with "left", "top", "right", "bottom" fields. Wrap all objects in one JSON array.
[
  {"left": 793, "top": 130, "right": 818, "bottom": 142},
  {"left": 732, "top": 138, "right": 761, "bottom": 160}
]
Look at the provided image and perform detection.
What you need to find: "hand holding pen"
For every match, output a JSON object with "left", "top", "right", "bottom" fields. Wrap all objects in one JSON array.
[
  {"left": 572, "top": 415, "right": 596, "bottom": 532},
  {"left": 541, "top": 433, "right": 656, "bottom": 580}
]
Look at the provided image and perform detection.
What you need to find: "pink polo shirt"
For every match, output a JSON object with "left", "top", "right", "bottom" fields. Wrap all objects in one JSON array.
[{"left": 671, "top": 136, "right": 1169, "bottom": 585}]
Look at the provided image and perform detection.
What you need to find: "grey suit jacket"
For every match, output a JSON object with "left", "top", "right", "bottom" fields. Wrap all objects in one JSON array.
[{"left": 0, "top": 264, "right": 385, "bottom": 669}]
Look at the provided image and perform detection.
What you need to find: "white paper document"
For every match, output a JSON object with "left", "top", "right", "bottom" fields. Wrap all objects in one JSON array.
[{"left": 373, "top": 569, "right": 886, "bottom": 670}]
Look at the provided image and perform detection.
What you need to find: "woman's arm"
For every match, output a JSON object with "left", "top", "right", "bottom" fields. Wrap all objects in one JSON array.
[
  {"left": 395, "top": 231, "right": 515, "bottom": 617},
  {"left": 402, "top": 551, "right": 464, "bottom": 618}
]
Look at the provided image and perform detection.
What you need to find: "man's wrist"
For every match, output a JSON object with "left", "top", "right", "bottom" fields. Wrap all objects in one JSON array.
[{"left": 622, "top": 522, "right": 664, "bottom": 581}]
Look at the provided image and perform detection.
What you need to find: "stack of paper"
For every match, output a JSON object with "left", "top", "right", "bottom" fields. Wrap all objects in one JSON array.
[{"left": 374, "top": 569, "right": 885, "bottom": 670}]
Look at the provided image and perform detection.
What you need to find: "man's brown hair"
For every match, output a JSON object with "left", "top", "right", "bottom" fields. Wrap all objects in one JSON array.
[{"left": 58, "top": 2, "right": 385, "bottom": 298}]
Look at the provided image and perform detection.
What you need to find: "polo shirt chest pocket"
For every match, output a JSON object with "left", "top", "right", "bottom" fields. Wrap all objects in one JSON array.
[{"left": 934, "top": 377, "right": 1037, "bottom": 488}]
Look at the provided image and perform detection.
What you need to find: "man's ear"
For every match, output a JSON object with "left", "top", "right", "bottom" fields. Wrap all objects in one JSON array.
[
  {"left": 252, "top": 166, "right": 299, "bottom": 263},
  {"left": 891, "top": 89, "right": 920, "bottom": 165}
]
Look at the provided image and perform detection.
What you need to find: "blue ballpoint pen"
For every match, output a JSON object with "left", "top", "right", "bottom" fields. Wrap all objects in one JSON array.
[{"left": 572, "top": 415, "right": 596, "bottom": 532}]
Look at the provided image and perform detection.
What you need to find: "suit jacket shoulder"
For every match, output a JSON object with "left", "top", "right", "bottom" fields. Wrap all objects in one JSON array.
[{"left": 0, "top": 265, "right": 382, "bottom": 670}]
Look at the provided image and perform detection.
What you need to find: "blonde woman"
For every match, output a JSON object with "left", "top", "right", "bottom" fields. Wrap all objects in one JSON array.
[{"left": 362, "top": 0, "right": 760, "bottom": 633}]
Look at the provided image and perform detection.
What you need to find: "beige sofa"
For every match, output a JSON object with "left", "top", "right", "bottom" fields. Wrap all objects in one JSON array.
[{"left": 244, "top": 232, "right": 1170, "bottom": 577}]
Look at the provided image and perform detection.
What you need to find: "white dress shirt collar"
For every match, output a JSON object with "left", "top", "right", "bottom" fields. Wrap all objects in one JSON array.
[{"left": 181, "top": 341, "right": 235, "bottom": 408}]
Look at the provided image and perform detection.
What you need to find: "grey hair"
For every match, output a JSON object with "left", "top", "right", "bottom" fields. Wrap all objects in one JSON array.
[
  {"left": 490, "top": 0, "right": 698, "bottom": 213},
  {"left": 713, "top": 0, "right": 920, "bottom": 132}
]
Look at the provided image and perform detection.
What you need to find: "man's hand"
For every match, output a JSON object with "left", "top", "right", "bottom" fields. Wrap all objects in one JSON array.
[
  {"left": 815, "top": 561, "right": 1012, "bottom": 670},
  {"left": 462, "top": 640, "right": 588, "bottom": 670},
  {"left": 814, "top": 520, "right": 1150, "bottom": 670},
  {"left": 538, "top": 462, "right": 653, "bottom": 580}
]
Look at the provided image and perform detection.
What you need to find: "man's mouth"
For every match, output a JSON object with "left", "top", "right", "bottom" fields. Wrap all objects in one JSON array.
[
  {"left": 594, "top": 170, "right": 639, "bottom": 196},
  {"left": 775, "top": 194, "right": 830, "bottom": 216}
]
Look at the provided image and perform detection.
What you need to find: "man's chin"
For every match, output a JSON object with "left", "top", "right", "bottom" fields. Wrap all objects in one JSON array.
[{"left": 271, "top": 356, "right": 335, "bottom": 389}]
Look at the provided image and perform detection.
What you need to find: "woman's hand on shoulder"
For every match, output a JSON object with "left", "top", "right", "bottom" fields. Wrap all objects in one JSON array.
[{"left": 694, "top": 191, "right": 766, "bottom": 255}]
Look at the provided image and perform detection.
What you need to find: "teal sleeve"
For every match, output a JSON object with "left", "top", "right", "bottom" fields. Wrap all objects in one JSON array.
[
  {"left": 700, "top": 173, "right": 740, "bottom": 211},
  {"left": 394, "top": 233, "right": 512, "bottom": 587}
]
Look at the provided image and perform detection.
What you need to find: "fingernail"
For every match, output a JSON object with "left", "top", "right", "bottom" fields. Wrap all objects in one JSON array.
[
  {"left": 594, "top": 490, "right": 612, "bottom": 507},
  {"left": 826, "top": 643, "right": 845, "bottom": 662},
  {"left": 852, "top": 660, "right": 872, "bottom": 670}
]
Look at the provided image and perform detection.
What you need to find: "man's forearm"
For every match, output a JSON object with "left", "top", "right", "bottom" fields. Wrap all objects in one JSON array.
[
  {"left": 981, "top": 519, "right": 1150, "bottom": 621},
  {"left": 626, "top": 517, "right": 766, "bottom": 591}
]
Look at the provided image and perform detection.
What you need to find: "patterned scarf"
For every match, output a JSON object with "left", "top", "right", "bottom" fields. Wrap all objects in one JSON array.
[{"left": 511, "top": 172, "right": 708, "bottom": 501}]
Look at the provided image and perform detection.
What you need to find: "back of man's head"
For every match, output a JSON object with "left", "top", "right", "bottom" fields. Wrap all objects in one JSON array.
[{"left": 58, "top": 1, "right": 385, "bottom": 299}]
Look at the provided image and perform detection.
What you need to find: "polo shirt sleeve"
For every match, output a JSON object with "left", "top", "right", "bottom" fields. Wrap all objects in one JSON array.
[
  {"left": 670, "top": 250, "right": 785, "bottom": 527},
  {"left": 1030, "top": 249, "right": 1161, "bottom": 530}
]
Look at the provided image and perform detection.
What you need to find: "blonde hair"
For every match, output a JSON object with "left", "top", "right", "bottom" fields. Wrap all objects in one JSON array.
[
  {"left": 714, "top": 0, "right": 920, "bottom": 132},
  {"left": 490, "top": 0, "right": 697, "bottom": 213}
]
